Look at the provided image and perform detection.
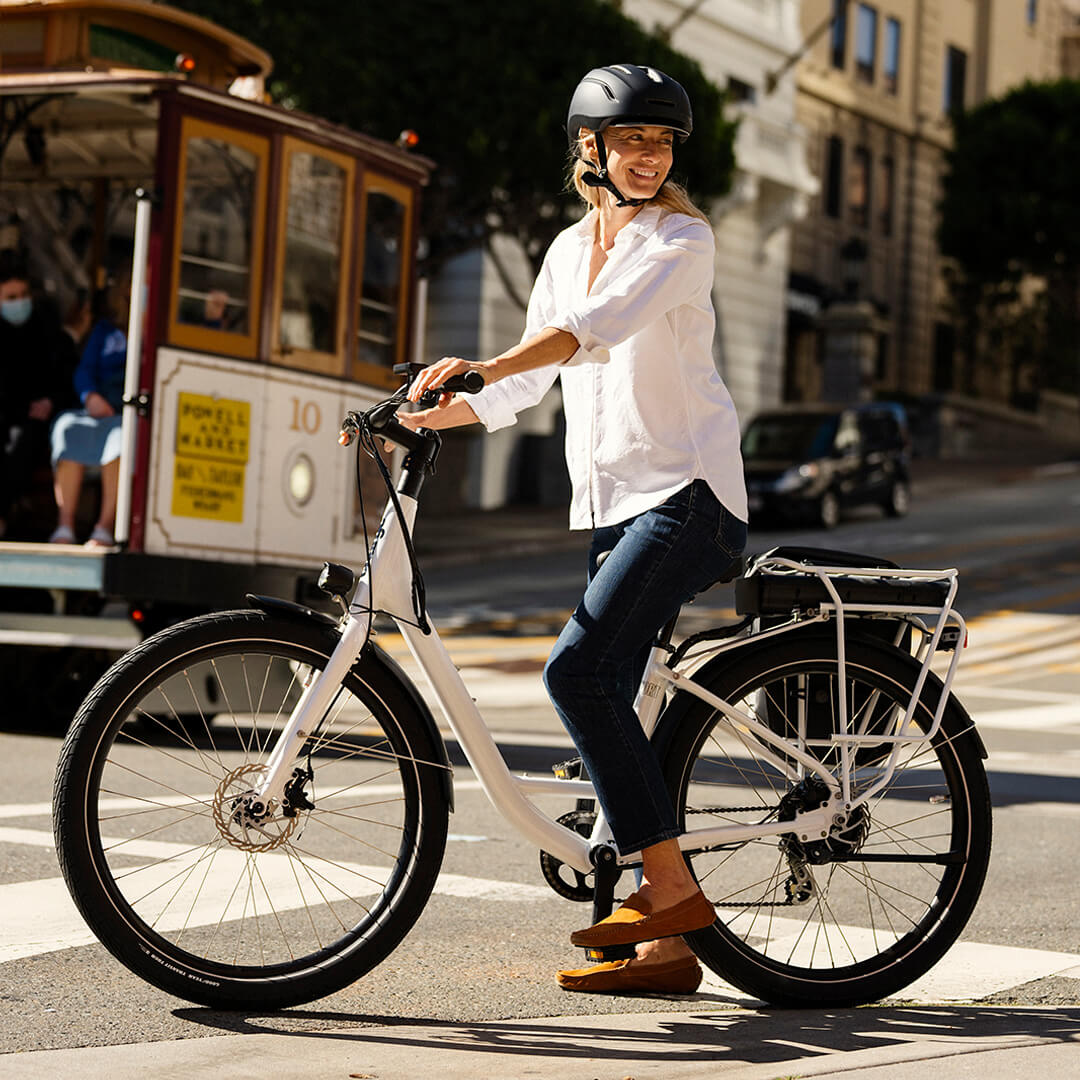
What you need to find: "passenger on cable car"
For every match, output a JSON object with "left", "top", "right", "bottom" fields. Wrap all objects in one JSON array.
[
  {"left": 0, "top": 250, "right": 73, "bottom": 541},
  {"left": 49, "top": 269, "right": 130, "bottom": 547}
]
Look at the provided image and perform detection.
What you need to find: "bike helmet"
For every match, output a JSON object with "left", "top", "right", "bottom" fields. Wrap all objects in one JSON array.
[
  {"left": 566, "top": 64, "right": 692, "bottom": 207},
  {"left": 566, "top": 64, "right": 693, "bottom": 143}
]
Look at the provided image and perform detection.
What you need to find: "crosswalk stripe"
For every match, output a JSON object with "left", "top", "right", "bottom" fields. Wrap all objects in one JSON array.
[{"left": 0, "top": 823, "right": 549, "bottom": 965}]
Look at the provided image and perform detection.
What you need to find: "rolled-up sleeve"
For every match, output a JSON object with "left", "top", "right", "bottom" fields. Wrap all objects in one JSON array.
[{"left": 549, "top": 220, "right": 713, "bottom": 366}]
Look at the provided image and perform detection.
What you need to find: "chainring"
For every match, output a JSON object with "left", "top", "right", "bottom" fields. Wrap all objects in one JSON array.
[{"left": 539, "top": 810, "right": 596, "bottom": 902}]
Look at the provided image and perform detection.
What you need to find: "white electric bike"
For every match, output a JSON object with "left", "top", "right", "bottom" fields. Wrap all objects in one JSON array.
[{"left": 53, "top": 370, "right": 991, "bottom": 1011}]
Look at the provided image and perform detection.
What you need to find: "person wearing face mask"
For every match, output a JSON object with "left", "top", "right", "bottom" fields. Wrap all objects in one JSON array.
[
  {"left": 48, "top": 268, "right": 131, "bottom": 546},
  {"left": 0, "top": 251, "right": 68, "bottom": 541}
]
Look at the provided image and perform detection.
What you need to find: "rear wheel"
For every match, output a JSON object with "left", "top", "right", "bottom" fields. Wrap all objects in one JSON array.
[
  {"left": 661, "top": 633, "right": 991, "bottom": 1006},
  {"left": 53, "top": 610, "right": 449, "bottom": 1009}
]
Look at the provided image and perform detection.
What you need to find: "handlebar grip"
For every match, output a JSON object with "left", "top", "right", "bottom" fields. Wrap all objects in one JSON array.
[{"left": 418, "top": 370, "right": 485, "bottom": 408}]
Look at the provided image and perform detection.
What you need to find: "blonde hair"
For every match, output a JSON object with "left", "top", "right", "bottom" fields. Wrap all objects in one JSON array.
[{"left": 568, "top": 133, "right": 709, "bottom": 223}]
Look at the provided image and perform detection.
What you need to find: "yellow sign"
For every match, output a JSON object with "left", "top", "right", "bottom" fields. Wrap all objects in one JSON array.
[{"left": 172, "top": 393, "right": 250, "bottom": 522}]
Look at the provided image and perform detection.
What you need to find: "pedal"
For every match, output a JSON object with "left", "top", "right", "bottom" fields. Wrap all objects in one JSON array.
[
  {"left": 552, "top": 756, "right": 584, "bottom": 780},
  {"left": 584, "top": 944, "right": 637, "bottom": 963}
]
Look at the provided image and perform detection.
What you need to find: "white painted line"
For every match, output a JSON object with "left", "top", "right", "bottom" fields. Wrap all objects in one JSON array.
[
  {"left": 699, "top": 920, "right": 1080, "bottom": 1005},
  {"left": 972, "top": 703, "right": 1080, "bottom": 730},
  {"left": 0, "top": 824, "right": 549, "bottom": 965}
]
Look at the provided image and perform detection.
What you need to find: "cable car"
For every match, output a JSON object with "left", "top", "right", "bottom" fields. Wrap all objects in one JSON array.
[{"left": 0, "top": 0, "right": 431, "bottom": 720}]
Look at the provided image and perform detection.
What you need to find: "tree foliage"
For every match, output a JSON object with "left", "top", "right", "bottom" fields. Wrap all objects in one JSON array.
[
  {"left": 176, "top": 0, "right": 737, "bottom": 284},
  {"left": 938, "top": 79, "right": 1080, "bottom": 397}
]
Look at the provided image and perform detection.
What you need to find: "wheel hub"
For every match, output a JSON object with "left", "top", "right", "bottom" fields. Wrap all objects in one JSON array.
[{"left": 212, "top": 763, "right": 299, "bottom": 851}]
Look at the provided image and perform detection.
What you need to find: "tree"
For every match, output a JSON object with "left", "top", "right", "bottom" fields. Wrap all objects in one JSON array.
[
  {"left": 938, "top": 79, "right": 1080, "bottom": 400},
  {"left": 175, "top": 0, "right": 737, "bottom": 300}
]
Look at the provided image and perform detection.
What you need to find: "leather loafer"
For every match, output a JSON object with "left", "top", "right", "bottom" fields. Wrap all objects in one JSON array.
[
  {"left": 557, "top": 956, "right": 703, "bottom": 995},
  {"left": 570, "top": 889, "right": 715, "bottom": 949}
]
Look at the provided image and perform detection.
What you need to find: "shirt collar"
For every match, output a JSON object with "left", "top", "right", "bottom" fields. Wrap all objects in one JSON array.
[{"left": 571, "top": 205, "right": 663, "bottom": 246}]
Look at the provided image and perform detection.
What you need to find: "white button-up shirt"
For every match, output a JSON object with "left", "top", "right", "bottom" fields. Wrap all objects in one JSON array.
[{"left": 469, "top": 205, "right": 747, "bottom": 530}]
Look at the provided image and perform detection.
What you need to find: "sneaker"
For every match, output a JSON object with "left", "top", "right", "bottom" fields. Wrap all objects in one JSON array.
[
  {"left": 86, "top": 525, "right": 115, "bottom": 547},
  {"left": 49, "top": 524, "right": 76, "bottom": 544}
]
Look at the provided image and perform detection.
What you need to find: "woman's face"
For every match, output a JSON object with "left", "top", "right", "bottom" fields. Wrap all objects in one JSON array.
[{"left": 586, "top": 125, "right": 675, "bottom": 202}]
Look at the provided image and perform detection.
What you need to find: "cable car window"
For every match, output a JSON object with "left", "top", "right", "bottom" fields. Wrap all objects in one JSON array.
[
  {"left": 273, "top": 141, "right": 354, "bottom": 375},
  {"left": 169, "top": 117, "right": 267, "bottom": 359},
  {"left": 355, "top": 176, "right": 412, "bottom": 383}
]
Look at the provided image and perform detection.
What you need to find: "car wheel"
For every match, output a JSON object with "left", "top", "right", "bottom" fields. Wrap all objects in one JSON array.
[
  {"left": 884, "top": 478, "right": 910, "bottom": 518},
  {"left": 818, "top": 490, "right": 840, "bottom": 530}
]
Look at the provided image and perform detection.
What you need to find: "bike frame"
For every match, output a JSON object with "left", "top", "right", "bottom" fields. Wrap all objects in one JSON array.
[{"left": 254, "top": 442, "right": 965, "bottom": 877}]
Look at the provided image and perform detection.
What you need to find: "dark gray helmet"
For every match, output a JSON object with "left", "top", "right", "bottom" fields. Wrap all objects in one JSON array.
[{"left": 566, "top": 64, "right": 693, "bottom": 143}]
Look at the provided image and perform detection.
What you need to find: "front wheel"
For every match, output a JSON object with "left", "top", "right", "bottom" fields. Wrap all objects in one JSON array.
[
  {"left": 660, "top": 632, "right": 991, "bottom": 1006},
  {"left": 53, "top": 609, "right": 450, "bottom": 1009}
]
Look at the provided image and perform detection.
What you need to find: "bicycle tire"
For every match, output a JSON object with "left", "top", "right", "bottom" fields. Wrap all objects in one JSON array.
[
  {"left": 660, "top": 630, "right": 991, "bottom": 1007},
  {"left": 53, "top": 609, "right": 450, "bottom": 1009}
]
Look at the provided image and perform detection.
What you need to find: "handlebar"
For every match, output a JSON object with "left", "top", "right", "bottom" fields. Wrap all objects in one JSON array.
[{"left": 338, "top": 368, "right": 486, "bottom": 451}]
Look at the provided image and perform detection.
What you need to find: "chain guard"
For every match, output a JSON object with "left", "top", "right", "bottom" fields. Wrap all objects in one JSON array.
[{"left": 539, "top": 810, "right": 596, "bottom": 903}]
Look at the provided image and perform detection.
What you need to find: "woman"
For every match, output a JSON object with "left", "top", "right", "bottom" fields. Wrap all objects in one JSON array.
[
  {"left": 49, "top": 273, "right": 128, "bottom": 546},
  {"left": 404, "top": 64, "right": 748, "bottom": 995}
]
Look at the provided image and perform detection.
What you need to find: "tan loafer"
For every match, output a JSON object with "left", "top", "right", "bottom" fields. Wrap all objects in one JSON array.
[
  {"left": 569, "top": 889, "right": 715, "bottom": 949},
  {"left": 557, "top": 956, "right": 703, "bottom": 995}
]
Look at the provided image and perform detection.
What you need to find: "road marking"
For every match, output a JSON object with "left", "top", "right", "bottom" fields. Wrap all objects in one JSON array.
[
  {"left": 699, "top": 926, "right": 1080, "bottom": 1005},
  {"left": 0, "top": 824, "right": 550, "bottom": 965},
  {"left": 971, "top": 703, "right": 1080, "bottom": 730}
]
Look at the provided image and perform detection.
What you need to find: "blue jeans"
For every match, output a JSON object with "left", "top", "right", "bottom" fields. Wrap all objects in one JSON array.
[{"left": 543, "top": 480, "right": 747, "bottom": 855}]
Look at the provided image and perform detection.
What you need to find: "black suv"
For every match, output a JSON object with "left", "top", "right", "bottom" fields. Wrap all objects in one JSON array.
[{"left": 741, "top": 403, "right": 911, "bottom": 529}]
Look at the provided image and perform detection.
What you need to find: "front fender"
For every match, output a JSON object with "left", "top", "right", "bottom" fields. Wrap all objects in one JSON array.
[{"left": 246, "top": 595, "right": 454, "bottom": 811}]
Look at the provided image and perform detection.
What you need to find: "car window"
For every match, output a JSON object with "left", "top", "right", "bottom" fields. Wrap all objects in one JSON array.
[{"left": 742, "top": 415, "right": 838, "bottom": 460}]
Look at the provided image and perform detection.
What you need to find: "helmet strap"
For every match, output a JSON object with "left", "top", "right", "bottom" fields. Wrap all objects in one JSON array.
[{"left": 580, "top": 131, "right": 648, "bottom": 209}]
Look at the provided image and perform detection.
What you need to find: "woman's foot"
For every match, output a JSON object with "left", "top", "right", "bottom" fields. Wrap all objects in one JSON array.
[
  {"left": 49, "top": 524, "right": 75, "bottom": 544},
  {"left": 569, "top": 888, "right": 715, "bottom": 949},
  {"left": 558, "top": 939, "right": 702, "bottom": 994}
]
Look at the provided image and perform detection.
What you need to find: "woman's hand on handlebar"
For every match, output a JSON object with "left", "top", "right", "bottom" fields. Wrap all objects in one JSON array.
[
  {"left": 399, "top": 397, "right": 480, "bottom": 433},
  {"left": 407, "top": 356, "right": 491, "bottom": 408}
]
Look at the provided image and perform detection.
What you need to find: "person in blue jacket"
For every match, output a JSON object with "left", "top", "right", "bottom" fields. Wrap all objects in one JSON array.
[{"left": 49, "top": 272, "right": 129, "bottom": 546}]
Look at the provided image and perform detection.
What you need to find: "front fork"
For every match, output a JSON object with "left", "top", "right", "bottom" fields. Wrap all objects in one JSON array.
[{"left": 252, "top": 495, "right": 420, "bottom": 812}]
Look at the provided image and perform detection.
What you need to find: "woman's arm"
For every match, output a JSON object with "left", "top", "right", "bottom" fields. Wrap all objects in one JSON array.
[{"left": 406, "top": 325, "right": 579, "bottom": 409}]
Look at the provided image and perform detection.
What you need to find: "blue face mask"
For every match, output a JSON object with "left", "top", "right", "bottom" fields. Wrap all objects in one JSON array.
[{"left": 1, "top": 296, "right": 33, "bottom": 326}]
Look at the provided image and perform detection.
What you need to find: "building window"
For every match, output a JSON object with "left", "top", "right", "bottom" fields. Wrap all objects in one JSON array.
[
  {"left": 1027, "top": 0, "right": 1038, "bottom": 25},
  {"left": 855, "top": 4, "right": 878, "bottom": 83},
  {"left": 825, "top": 134, "right": 844, "bottom": 218},
  {"left": 849, "top": 145, "right": 871, "bottom": 228},
  {"left": 884, "top": 17, "right": 901, "bottom": 94},
  {"left": 727, "top": 76, "right": 757, "bottom": 105},
  {"left": 831, "top": 0, "right": 848, "bottom": 69},
  {"left": 879, "top": 155, "right": 894, "bottom": 236},
  {"left": 944, "top": 45, "right": 967, "bottom": 114}
]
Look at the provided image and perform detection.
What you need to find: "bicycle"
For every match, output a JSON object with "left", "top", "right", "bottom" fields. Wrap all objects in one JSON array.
[{"left": 52, "top": 370, "right": 992, "bottom": 1010}]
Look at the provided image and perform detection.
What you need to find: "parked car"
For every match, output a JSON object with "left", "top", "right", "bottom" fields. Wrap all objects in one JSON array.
[{"left": 741, "top": 402, "right": 911, "bottom": 529}]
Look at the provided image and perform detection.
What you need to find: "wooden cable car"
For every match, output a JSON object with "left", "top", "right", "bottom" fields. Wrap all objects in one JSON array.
[{"left": 0, "top": 0, "right": 432, "bottom": 718}]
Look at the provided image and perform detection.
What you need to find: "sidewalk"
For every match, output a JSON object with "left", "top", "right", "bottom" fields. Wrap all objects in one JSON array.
[{"left": 6, "top": 1003, "right": 1078, "bottom": 1079}]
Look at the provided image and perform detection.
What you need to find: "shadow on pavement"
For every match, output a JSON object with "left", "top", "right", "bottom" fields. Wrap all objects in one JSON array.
[{"left": 174, "top": 1004, "right": 1080, "bottom": 1068}]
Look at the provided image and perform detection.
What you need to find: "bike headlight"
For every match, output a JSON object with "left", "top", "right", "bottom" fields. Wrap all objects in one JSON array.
[{"left": 774, "top": 463, "right": 820, "bottom": 493}]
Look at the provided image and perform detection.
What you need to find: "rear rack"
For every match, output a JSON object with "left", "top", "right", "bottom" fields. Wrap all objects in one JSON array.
[{"left": 684, "top": 548, "right": 968, "bottom": 809}]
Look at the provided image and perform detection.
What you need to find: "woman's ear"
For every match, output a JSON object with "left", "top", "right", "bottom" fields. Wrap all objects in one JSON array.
[{"left": 579, "top": 129, "right": 597, "bottom": 162}]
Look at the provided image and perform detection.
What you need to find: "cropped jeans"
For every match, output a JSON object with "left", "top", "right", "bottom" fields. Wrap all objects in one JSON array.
[{"left": 542, "top": 480, "right": 747, "bottom": 856}]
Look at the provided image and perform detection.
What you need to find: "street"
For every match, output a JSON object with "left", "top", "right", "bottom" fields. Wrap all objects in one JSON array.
[{"left": 1, "top": 464, "right": 1079, "bottom": 1058}]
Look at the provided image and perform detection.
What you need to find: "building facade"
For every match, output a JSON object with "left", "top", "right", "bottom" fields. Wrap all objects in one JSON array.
[
  {"left": 787, "top": 0, "right": 1065, "bottom": 404},
  {"left": 425, "top": 0, "right": 818, "bottom": 508}
]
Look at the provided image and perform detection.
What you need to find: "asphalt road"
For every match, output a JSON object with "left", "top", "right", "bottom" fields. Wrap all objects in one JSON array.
[{"left": 1, "top": 465, "right": 1078, "bottom": 1054}]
